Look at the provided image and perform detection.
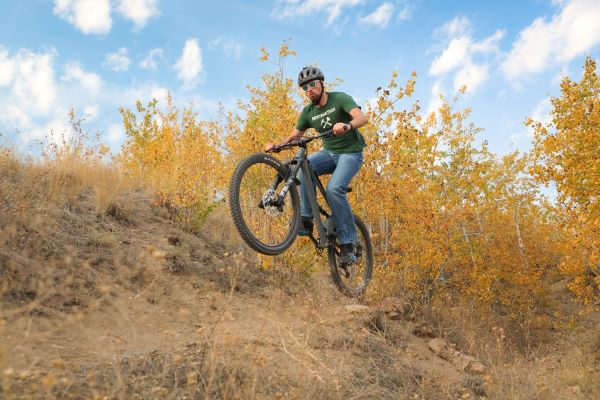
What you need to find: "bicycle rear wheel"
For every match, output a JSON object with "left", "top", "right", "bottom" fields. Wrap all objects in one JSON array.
[
  {"left": 229, "top": 153, "right": 300, "bottom": 255},
  {"left": 328, "top": 214, "right": 374, "bottom": 297}
]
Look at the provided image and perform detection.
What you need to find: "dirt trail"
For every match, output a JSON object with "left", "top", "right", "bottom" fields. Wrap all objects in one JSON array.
[{"left": 1, "top": 188, "right": 598, "bottom": 399}]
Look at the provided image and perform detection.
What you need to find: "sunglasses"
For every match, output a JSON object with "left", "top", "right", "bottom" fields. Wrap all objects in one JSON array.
[{"left": 301, "top": 81, "right": 319, "bottom": 91}]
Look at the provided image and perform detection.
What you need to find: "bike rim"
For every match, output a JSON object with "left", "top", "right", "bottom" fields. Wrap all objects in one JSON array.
[
  {"left": 237, "top": 161, "right": 298, "bottom": 248},
  {"left": 333, "top": 230, "right": 370, "bottom": 292}
]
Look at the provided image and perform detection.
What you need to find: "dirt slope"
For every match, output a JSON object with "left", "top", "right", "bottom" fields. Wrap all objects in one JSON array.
[{"left": 0, "top": 169, "right": 598, "bottom": 399}]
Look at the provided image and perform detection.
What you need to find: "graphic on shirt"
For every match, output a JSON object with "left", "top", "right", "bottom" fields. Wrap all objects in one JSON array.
[
  {"left": 320, "top": 116, "right": 332, "bottom": 129},
  {"left": 311, "top": 107, "right": 336, "bottom": 121}
]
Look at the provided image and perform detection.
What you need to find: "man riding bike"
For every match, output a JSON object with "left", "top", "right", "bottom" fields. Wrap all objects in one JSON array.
[{"left": 265, "top": 66, "right": 369, "bottom": 266}]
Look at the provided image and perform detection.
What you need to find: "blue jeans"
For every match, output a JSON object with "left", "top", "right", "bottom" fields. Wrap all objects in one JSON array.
[{"left": 297, "top": 150, "right": 363, "bottom": 244}]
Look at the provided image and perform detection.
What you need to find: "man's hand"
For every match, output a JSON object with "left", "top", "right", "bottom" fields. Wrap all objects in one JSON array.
[
  {"left": 333, "top": 122, "right": 351, "bottom": 136},
  {"left": 265, "top": 143, "right": 276, "bottom": 152}
]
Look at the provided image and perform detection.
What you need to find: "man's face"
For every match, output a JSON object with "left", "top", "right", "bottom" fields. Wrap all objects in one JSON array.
[{"left": 303, "top": 80, "right": 322, "bottom": 103}]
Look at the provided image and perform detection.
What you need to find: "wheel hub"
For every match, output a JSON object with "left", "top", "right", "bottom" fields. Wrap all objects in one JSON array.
[{"left": 261, "top": 189, "right": 282, "bottom": 217}]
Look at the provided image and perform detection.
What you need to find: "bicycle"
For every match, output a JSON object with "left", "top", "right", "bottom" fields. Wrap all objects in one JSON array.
[{"left": 228, "top": 130, "right": 373, "bottom": 297}]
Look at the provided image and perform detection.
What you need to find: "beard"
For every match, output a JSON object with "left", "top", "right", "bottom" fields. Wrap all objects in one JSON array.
[{"left": 310, "top": 89, "right": 323, "bottom": 105}]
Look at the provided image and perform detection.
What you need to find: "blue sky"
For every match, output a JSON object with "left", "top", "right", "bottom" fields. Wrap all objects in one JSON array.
[{"left": 0, "top": 0, "right": 599, "bottom": 156}]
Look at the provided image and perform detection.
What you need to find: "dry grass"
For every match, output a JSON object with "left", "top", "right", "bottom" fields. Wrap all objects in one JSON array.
[
  {"left": 409, "top": 294, "right": 600, "bottom": 399},
  {"left": 1, "top": 148, "right": 599, "bottom": 399}
]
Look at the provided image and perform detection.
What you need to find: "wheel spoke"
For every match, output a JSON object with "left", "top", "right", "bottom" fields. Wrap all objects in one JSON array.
[
  {"left": 236, "top": 161, "right": 297, "bottom": 247},
  {"left": 328, "top": 214, "right": 373, "bottom": 297}
]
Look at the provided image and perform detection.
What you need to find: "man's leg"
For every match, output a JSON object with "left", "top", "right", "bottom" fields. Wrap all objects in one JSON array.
[
  {"left": 296, "top": 150, "right": 335, "bottom": 235},
  {"left": 325, "top": 152, "right": 363, "bottom": 263}
]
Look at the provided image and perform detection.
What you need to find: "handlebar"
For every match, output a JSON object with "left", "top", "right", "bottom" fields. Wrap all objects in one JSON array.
[{"left": 266, "top": 130, "right": 334, "bottom": 153}]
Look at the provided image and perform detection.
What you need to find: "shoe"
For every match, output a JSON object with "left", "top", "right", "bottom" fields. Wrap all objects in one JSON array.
[
  {"left": 297, "top": 216, "right": 313, "bottom": 237},
  {"left": 338, "top": 243, "right": 357, "bottom": 266}
]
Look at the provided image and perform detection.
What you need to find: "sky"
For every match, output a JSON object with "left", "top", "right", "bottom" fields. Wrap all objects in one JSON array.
[{"left": 0, "top": 0, "right": 599, "bottom": 156}]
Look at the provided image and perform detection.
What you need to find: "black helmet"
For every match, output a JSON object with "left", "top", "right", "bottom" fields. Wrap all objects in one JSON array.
[{"left": 298, "top": 66, "right": 324, "bottom": 87}]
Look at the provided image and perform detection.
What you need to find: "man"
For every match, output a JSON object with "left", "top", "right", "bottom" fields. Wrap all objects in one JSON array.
[{"left": 265, "top": 66, "right": 368, "bottom": 266}]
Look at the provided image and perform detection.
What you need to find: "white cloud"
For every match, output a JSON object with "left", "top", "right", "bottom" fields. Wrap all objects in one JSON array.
[
  {"left": 116, "top": 0, "right": 159, "bottom": 29},
  {"left": 0, "top": 47, "right": 105, "bottom": 146},
  {"left": 358, "top": 2, "right": 394, "bottom": 27},
  {"left": 83, "top": 105, "right": 99, "bottom": 120},
  {"left": 0, "top": 48, "right": 15, "bottom": 86},
  {"left": 104, "top": 48, "right": 130, "bottom": 72},
  {"left": 435, "top": 15, "right": 471, "bottom": 39},
  {"left": 149, "top": 86, "right": 169, "bottom": 103},
  {"left": 272, "top": 0, "right": 362, "bottom": 25},
  {"left": 430, "top": 36, "right": 470, "bottom": 75},
  {"left": 107, "top": 123, "right": 124, "bottom": 143},
  {"left": 426, "top": 80, "right": 444, "bottom": 116},
  {"left": 429, "top": 16, "right": 504, "bottom": 93},
  {"left": 397, "top": 2, "right": 414, "bottom": 21},
  {"left": 5, "top": 106, "right": 31, "bottom": 129},
  {"left": 174, "top": 39, "right": 203, "bottom": 88},
  {"left": 53, "top": 0, "right": 112, "bottom": 34},
  {"left": 33, "top": 115, "right": 73, "bottom": 145},
  {"left": 208, "top": 37, "right": 243, "bottom": 61},
  {"left": 139, "top": 48, "right": 164, "bottom": 69},
  {"left": 53, "top": 0, "right": 159, "bottom": 34},
  {"left": 0, "top": 48, "right": 57, "bottom": 117},
  {"left": 0, "top": 48, "right": 107, "bottom": 147},
  {"left": 453, "top": 62, "right": 489, "bottom": 93},
  {"left": 531, "top": 98, "right": 553, "bottom": 126},
  {"left": 62, "top": 62, "right": 102, "bottom": 94},
  {"left": 502, "top": 0, "right": 600, "bottom": 79}
]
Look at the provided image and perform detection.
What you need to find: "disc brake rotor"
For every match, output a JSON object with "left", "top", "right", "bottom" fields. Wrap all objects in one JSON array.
[{"left": 261, "top": 189, "right": 281, "bottom": 217}]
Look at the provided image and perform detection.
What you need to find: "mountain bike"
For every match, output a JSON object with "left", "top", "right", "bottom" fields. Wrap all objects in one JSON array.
[{"left": 228, "top": 131, "right": 373, "bottom": 297}]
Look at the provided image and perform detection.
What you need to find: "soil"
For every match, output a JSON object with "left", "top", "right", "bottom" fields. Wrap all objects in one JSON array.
[{"left": 1, "top": 186, "right": 598, "bottom": 399}]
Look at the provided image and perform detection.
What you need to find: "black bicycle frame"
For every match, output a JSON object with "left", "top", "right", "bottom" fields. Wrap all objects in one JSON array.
[
  {"left": 266, "top": 130, "right": 336, "bottom": 249},
  {"left": 270, "top": 146, "right": 330, "bottom": 249}
]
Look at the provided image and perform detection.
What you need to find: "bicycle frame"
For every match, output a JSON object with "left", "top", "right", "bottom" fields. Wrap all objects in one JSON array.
[{"left": 268, "top": 132, "right": 335, "bottom": 249}]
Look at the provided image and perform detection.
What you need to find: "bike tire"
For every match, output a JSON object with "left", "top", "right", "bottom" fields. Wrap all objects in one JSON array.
[
  {"left": 229, "top": 153, "right": 301, "bottom": 255},
  {"left": 328, "top": 214, "right": 374, "bottom": 297}
]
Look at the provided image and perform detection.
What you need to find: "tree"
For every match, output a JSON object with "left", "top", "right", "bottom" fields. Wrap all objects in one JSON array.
[{"left": 529, "top": 57, "right": 600, "bottom": 305}]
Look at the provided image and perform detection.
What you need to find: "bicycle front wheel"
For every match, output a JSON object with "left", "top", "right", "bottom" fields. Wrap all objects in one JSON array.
[
  {"left": 229, "top": 153, "right": 300, "bottom": 255},
  {"left": 328, "top": 214, "right": 374, "bottom": 297}
]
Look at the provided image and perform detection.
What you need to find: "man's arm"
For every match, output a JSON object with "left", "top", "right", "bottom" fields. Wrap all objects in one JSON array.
[
  {"left": 333, "top": 107, "right": 369, "bottom": 135},
  {"left": 348, "top": 107, "right": 368, "bottom": 129},
  {"left": 265, "top": 128, "right": 305, "bottom": 152}
]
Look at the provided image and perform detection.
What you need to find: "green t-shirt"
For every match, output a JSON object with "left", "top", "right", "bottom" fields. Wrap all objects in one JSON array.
[{"left": 295, "top": 91, "right": 367, "bottom": 154}]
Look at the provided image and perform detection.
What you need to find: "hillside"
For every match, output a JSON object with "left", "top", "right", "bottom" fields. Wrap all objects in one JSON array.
[{"left": 0, "top": 155, "right": 599, "bottom": 399}]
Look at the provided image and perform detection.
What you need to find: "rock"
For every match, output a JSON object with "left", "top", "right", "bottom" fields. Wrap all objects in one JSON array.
[
  {"left": 454, "top": 353, "right": 476, "bottom": 371},
  {"left": 428, "top": 338, "right": 488, "bottom": 374},
  {"left": 570, "top": 385, "right": 582, "bottom": 394},
  {"left": 428, "top": 338, "right": 452, "bottom": 359},
  {"left": 466, "top": 361, "right": 487, "bottom": 375},
  {"left": 345, "top": 304, "right": 370, "bottom": 313},
  {"left": 413, "top": 322, "right": 436, "bottom": 338},
  {"left": 379, "top": 297, "right": 410, "bottom": 320}
]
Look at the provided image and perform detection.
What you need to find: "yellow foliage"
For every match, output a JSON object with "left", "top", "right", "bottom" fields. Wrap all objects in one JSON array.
[
  {"left": 355, "top": 71, "right": 557, "bottom": 312},
  {"left": 115, "top": 43, "right": 597, "bottom": 312},
  {"left": 529, "top": 57, "right": 599, "bottom": 305},
  {"left": 119, "top": 95, "right": 225, "bottom": 225}
]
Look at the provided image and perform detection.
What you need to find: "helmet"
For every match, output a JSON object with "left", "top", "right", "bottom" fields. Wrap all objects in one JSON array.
[{"left": 298, "top": 66, "right": 324, "bottom": 87}]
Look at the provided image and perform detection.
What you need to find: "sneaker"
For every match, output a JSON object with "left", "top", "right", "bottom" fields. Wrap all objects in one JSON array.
[
  {"left": 297, "top": 216, "right": 313, "bottom": 237},
  {"left": 338, "top": 243, "right": 357, "bottom": 266}
]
